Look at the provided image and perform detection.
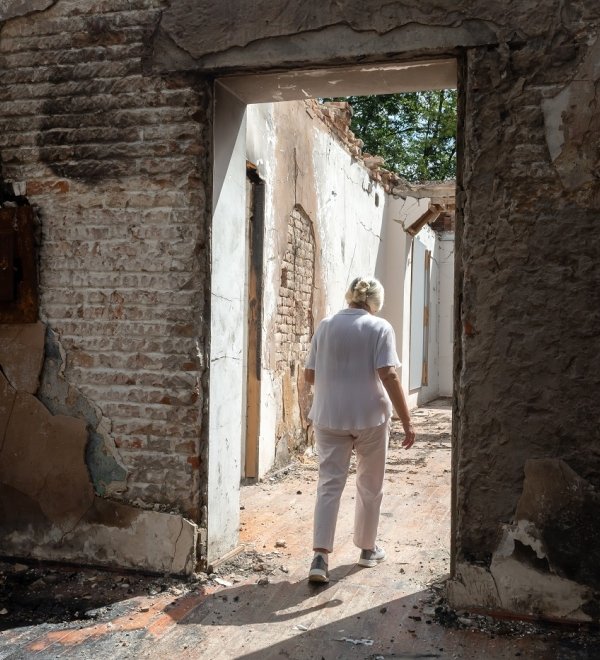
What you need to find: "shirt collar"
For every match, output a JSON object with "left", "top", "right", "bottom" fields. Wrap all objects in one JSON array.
[{"left": 339, "top": 308, "right": 369, "bottom": 315}]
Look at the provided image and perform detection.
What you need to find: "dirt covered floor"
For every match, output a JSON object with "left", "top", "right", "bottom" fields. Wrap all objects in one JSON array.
[{"left": 1, "top": 399, "right": 599, "bottom": 658}]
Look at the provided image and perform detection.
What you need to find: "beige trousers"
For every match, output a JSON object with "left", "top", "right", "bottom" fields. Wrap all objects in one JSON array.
[{"left": 313, "top": 421, "right": 389, "bottom": 553}]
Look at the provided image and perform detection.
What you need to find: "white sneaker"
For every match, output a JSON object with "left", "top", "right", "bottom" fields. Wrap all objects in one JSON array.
[
  {"left": 308, "top": 553, "right": 329, "bottom": 583},
  {"left": 358, "top": 545, "right": 386, "bottom": 567}
]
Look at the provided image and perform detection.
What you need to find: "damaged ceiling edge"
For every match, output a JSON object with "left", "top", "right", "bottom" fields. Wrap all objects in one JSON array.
[{"left": 153, "top": 13, "right": 502, "bottom": 74}]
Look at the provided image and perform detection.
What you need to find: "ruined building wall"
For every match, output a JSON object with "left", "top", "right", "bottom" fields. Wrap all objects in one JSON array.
[
  {"left": 0, "top": 0, "right": 210, "bottom": 563},
  {"left": 156, "top": 0, "right": 600, "bottom": 621},
  {"left": 450, "top": 28, "right": 600, "bottom": 618},
  {"left": 246, "top": 99, "right": 452, "bottom": 474},
  {"left": 247, "top": 100, "right": 390, "bottom": 475},
  {"left": 2, "top": 0, "right": 600, "bottom": 614}
]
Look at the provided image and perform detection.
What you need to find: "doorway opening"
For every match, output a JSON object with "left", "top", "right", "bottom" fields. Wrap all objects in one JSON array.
[{"left": 208, "top": 59, "right": 458, "bottom": 568}]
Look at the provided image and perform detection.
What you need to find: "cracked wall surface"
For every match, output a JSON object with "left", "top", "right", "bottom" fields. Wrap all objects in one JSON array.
[
  {"left": 456, "top": 20, "right": 600, "bottom": 565},
  {"left": 449, "top": 459, "right": 600, "bottom": 622},
  {"left": 0, "top": 323, "right": 197, "bottom": 574},
  {"left": 0, "top": 0, "right": 56, "bottom": 22},
  {"left": 0, "top": 0, "right": 211, "bottom": 542}
]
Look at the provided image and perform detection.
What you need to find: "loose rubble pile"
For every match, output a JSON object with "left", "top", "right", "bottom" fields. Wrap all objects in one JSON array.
[
  {"left": 207, "top": 548, "right": 291, "bottom": 587},
  {"left": 0, "top": 547, "right": 293, "bottom": 632},
  {"left": 0, "top": 560, "right": 197, "bottom": 631},
  {"left": 423, "top": 582, "right": 600, "bottom": 654}
]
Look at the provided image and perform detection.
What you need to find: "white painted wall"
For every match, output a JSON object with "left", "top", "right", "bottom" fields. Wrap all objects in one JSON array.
[
  {"left": 246, "top": 101, "right": 454, "bottom": 467},
  {"left": 374, "top": 196, "right": 411, "bottom": 372},
  {"left": 419, "top": 224, "right": 440, "bottom": 404},
  {"left": 438, "top": 232, "right": 455, "bottom": 396},
  {"left": 247, "top": 102, "right": 391, "bottom": 478},
  {"left": 401, "top": 223, "right": 441, "bottom": 407},
  {"left": 311, "top": 127, "right": 386, "bottom": 315},
  {"left": 208, "top": 83, "right": 247, "bottom": 562},
  {"left": 246, "top": 103, "right": 279, "bottom": 477}
]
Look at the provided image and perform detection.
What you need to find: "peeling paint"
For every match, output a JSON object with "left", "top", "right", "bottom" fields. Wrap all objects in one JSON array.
[
  {"left": 542, "top": 36, "right": 600, "bottom": 190},
  {"left": 38, "top": 328, "right": 127, "bottom": 496}
]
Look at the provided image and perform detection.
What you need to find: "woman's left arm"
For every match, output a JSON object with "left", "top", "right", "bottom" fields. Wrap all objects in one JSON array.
[{"left": 377, "top": 366, "right": 415, "bottom": 449}]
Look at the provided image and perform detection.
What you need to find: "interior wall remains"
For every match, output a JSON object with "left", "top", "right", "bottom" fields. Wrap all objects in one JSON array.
[
  {"left": 0, "top": 0, "right": 209, "bottom": 572},
  {"left": 1, "top": 0, "right": 599, "bottom": 619},
  {"left": 244, "top": 99, "right": 453, "bottom": 480},
  {"left": 246, "top": 100, "right": 390, "bottom": 476},
  {"left": 156, "top": 0, "right": 600, "bottom": 622}
]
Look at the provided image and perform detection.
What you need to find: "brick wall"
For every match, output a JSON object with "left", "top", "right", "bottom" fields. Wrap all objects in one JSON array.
[
  {"left": 275, "top": 207, "right": 315, "bottom": 374},
  {"left": 0, "top": 0, "right": 211, "bottom": 523},
  {"left": 274, "top": 206, "right": 315, "bottom": 458}
]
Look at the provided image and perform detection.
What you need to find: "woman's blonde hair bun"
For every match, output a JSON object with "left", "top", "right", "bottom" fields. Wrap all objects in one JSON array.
[
  {"left": 345, "top": 276, "right": 385, "bottom": 313},
  {"left": 352, "top": 279, "right": 370, "bottom": 302}
]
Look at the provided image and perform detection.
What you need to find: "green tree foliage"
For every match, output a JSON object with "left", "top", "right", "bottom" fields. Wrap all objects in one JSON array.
[{"left": 336, "top": 90, "right": 457, "bottom": 182}]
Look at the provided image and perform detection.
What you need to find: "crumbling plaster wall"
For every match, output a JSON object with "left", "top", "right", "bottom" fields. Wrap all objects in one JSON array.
[
  {"left": 247, "top": 100, "right": 389, "bottom": 475},
  {"left": 247, "top": 99, "right": 452, "bottom": 476},
  {"left": 0, "top": 322, "right": 197, "bottom": 574},
  {"left": 153, "top": 0, "right": 600, "bottom": 620},
  {"left": 0, "top": 0, "right": 211, "bottom": 566}
]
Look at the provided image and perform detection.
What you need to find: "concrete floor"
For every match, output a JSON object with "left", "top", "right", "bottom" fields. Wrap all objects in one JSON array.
[{"left": 1, "top": 399, "right": 597, "bottom": 658}]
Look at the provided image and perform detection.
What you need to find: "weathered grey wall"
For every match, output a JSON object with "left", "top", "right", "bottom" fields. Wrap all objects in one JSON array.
[
  {"left": 151, "top": 0, "right": 600, "bottom": 620},
  {"left": 458, "top": 26, "right": 600, "bottom": 558}
]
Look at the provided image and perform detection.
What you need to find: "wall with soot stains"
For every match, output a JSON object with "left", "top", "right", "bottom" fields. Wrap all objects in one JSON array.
[{"left": 0, "top": 0, "right": 211, "bottom": 566}]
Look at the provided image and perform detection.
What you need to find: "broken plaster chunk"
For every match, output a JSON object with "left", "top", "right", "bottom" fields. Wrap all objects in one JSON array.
[
  {"left": 494, "top": 519, "right": 546, "bottom": 564},
  {"left": 490, "top": 526, "right": 592, "bottom": 622},
  {"left": 446, "top": 562, "right": 500, "bottom": 611},
  {"left": 214, "top": 577, "right": 232, "bottom": 587},
  {"left": 1, "top": 497, "right": 198, "bottom": 575},
  {"left": 0, "top": 390, "right": 94, "bottom": 529},
  {"left": 335, "top": 637, "right": 374, "bottom": 646},
  {"left": 515, "top": 458, "right": 600, "bottom": 589}
]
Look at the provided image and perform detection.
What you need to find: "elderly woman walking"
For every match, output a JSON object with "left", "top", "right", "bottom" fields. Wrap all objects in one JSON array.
[{"left": 304, "top": 276, "right": 415, "bottom": 583}]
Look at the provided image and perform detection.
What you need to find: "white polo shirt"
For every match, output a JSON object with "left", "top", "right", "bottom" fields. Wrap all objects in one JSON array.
[{"left": 305, "top": 308, "right": 400, "bottom": 430}]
